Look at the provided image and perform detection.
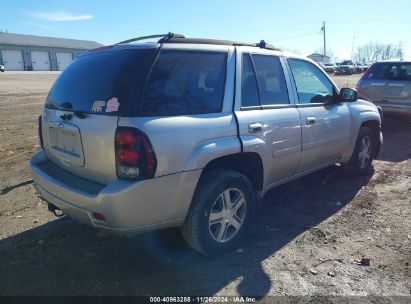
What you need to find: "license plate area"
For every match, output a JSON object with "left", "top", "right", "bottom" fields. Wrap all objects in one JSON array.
[{"left": 48, "top": 123, "right": 84, "bottom": 167}]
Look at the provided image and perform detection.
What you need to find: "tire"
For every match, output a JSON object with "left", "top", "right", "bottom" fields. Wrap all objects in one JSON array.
[
  {"left": 181, "top": 169, "right": 255, "bottom": 256},
  {"left": 343, "top": 126, "right": 375, "bottom": 176}
]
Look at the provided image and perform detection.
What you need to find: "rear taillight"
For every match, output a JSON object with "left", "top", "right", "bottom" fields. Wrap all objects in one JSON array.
[
  {"left": 115, "top": 127, "right": 157, "bottom": 180},
  {"left": 92, "top": 212, "right": 106, "bottom": 221},
  {"left": 360, "top": 69, "right": 371, "bottom": 81},
  {"left": 38, "top": 115, "right": 44, "bottom": 149}
]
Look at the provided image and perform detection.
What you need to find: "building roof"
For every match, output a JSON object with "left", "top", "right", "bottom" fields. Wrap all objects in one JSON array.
[
  {"left": 308, "top": 53, "right": 330, "bottom": 58},
  {"left": 0, "top": 32, "right": 102, "bottom": 50}
]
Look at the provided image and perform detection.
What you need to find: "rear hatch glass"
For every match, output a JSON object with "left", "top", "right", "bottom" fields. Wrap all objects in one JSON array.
[
  {"left": 365, "top": 62, "right": 411, "bottom": 81},
  {"left": 46, "top": 48, "right": 157, "bottom": 115}
]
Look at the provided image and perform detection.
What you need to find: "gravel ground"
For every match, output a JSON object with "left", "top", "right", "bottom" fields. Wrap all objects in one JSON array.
[{"left": 0, "top": 73, "right": 410, "bottom": 300}]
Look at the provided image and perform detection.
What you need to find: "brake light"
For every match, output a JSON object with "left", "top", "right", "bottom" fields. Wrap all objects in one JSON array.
[
  {"left": 38, "top": 115, "right": 44, "bottom": 149},
  {"left": 118, "top": 148, "right": 139, "bottom": 165},
  {"left": 115, "top": 128, "right": 157, "bottom": 180},
  {"left": 92, "top": 212, "right": 106, "bottom": 221},
  {"left": 360, "top": 69, "right": 371, "bottom": 81}
]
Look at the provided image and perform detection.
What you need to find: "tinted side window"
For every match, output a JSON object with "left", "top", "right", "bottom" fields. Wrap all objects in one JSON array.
[
  {"left": 252, "top": 55, "right": 289, "bottom": 105},
  {"left": 289, "top": 59, "right": 334, "bottom": 104},
  {"left": 241, "top": 54, "right": 260, "bottom": 107},
  {"left": 141, "top": 50, "right": 226, "bottom": 115}
]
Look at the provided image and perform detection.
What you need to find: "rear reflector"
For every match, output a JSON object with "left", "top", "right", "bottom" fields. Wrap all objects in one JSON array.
[
  {"left": 38, "top": 115, "right": 44, "bottom": 149},
  {"left": 93, "top": 212, "right": 106, "bottom": 221}
]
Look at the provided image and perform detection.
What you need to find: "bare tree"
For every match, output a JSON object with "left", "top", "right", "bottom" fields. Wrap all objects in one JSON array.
[{"left": 354, "top": 42, "right": 399, "bottom": 63}]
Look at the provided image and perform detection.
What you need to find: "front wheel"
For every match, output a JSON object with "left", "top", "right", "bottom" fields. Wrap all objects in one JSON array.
[
  {"left": 181, "top": 169, "right": 255, "bottom": 256},
  {"left": 343, "top": 126, "right": 376, "bottom": 176}
]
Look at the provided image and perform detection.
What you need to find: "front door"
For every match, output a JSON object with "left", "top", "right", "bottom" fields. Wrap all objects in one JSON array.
[{"left": 287, "top": 58, "right": 351, "bottom": 173}]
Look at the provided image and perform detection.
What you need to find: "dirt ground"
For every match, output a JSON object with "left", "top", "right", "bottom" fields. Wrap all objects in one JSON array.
[{"left": 0, "top": 72, "right": 410, "bottom": 299}]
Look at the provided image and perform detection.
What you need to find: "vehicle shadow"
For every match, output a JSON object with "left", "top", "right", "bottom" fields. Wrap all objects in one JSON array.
[
  {"left": 0, "top": 166, "right": 372, "bottom": 297},
  {"left": 377, "top": 114, "right": 411, "bottom": 163}
]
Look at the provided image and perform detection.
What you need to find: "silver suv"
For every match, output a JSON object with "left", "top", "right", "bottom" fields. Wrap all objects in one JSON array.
[
  {"left": 356, "top": 60, "right": 411, "bottom": 115},
  {"left": 31, "top": 34, "right": 383, "bottom": 256}
]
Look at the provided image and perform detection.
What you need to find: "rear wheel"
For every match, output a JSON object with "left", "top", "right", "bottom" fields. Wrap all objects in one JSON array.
[
  {"left": 343, "top": 126, "right": 375, "bottom": 176},
  {"left": 181, "top": 169, "right": 255, "bottom": 256}
]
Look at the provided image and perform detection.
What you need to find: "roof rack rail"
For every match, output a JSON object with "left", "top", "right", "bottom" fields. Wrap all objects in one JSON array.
[
  {"left": 162, "top": 36, "right": 281, "bottom": 51},
  {"left": 233, "top": 40, "right": 281, "bottom": 51},
  {"left": 115, "top": 32, "right": 185, "bottom": 45},
  {"left": 116, "top": 34, "right": 281, "bottom": 51}
]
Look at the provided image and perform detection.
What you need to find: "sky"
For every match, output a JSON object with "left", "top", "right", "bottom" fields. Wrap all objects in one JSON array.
[{"left": 1, "top": 0, "right": 411, "bottom": 61}]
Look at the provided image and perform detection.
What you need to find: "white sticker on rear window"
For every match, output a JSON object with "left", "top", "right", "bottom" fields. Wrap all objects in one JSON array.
[
  {"left": 106, "top": 97, "right": 120, "bottom": 113},
  {"left": 92, "top": 100, "right": 106, "bottom": 112}
]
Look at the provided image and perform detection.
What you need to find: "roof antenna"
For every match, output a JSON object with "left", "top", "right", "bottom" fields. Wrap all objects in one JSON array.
[{"left": 258, "top": 40, "right": 267, "bottom": 49}]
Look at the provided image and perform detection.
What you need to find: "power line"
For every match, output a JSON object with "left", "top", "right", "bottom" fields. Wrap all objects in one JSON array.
[{"left": 275, "top": 31, "right": 320, "bottom": 41}]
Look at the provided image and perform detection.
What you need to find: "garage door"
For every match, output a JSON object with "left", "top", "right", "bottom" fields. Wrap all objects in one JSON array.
[
  {"left": 56, "top": 52, "right": 73, "bottom": 71},
  {"left": 31, "top": 51, "right": 50, "bottom": 71},
  {"left": 1, "top": 50, "right": 24, "bottom": 71}
]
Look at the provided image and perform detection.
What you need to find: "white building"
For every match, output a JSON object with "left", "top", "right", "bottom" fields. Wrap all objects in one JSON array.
[
  {"left": 307, "top": 53, "right": 331, "bottom": 64},
  {"left": 0, "top": 32, "right": 102, "bottom": 71}
]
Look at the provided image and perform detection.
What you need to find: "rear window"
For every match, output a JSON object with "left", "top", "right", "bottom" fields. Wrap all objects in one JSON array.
[
  {"left": 366, "top": 62, "right": 411, "bottom": 81},
  {"left": 46, "top": 48, "right": 156, "bottom": 115},
  {"left": 241, "top": 53, "right": 259, "bottom": 107},
  {"left": 140, "top": 50, "right": 227, "bottom": 116},
  {"left": 252, "top": 55, "right": 289, "bottom": 105},
  {"left": 241, "top": 53, "right": 289, "bottom": 107}
]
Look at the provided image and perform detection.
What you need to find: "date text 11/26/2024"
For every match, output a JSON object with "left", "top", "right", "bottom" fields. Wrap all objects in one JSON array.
[{"left": 149, "top": 296, "right": 257, "bottom": 303}]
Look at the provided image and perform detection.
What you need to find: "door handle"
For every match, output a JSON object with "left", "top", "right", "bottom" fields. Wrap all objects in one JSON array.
[
  {"left": 248, "top": 123, "right": 263, "bottom": 133},
  {"left": 306, "top": 117, "right": 316, "bottom": 125}
]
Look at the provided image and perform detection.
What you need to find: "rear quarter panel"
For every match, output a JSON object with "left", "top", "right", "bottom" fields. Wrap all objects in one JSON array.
[
  {"left": 118, "top": 114, "right": 240, "bottom": 177},
  {"left": 118, "top": 44, "right": 239, "bottom": 177}
]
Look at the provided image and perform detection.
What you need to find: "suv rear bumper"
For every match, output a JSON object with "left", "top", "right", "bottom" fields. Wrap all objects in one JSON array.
[
  {"left": 371, "top": 101, "right": 411, "bottom": 114},
  {"left": 30, "top": 150, "right": 201, "bottom": 235}
]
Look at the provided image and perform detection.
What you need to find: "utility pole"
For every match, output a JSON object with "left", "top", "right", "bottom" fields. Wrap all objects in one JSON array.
[
  {"left": 351, "top": 35, "right": 356, "bottom": 60},
  {"left": 398, "top": 41, "right": 404, "bottom": 60},
  {"left": 323, "top": 21, "right": 326, "bottom": 56}
]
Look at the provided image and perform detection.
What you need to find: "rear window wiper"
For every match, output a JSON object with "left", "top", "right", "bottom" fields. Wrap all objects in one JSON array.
[
  {"left": 60, "top": 102, "right": 87, "bottom": 119},
  {"left": 73, "top": 111, "right": 87, "bottom": 119},
  {"left": 60, "top": 102, "right": 73, "bottom": 110}
]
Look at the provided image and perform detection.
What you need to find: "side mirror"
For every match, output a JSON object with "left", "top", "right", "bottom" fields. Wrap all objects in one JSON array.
[{"left": 339, "top": 88, "right": 358, "bottom": 102}]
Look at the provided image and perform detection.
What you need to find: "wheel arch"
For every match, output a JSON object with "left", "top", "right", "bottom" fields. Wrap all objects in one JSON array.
[
  {"left": 201, "top": 152, "right": 264, "bottom": 195},
  {"left": 360, "top": 120, "right": 382, "bottom": 157}
]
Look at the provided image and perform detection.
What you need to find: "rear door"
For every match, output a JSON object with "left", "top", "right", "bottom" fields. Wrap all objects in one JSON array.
[
  {"left": 41, "top": 46, "right": 157, "bottom": 184},
  {"left": 234, "top": 49, "right": 302, "bottom": 188},
  {"left": 360, "top": 62, "right": 411, "bottom": 109},
  {"left": 286, "top": 58, "right": 351, "bottom": 173}
]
